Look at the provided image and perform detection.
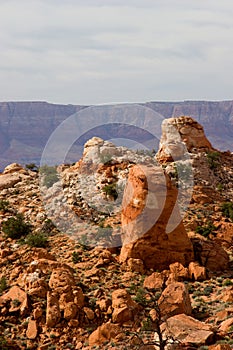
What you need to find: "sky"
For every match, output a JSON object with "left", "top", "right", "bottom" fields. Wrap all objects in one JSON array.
[{"left": 0, "top": 0, "right": 233, "bottom": 105}]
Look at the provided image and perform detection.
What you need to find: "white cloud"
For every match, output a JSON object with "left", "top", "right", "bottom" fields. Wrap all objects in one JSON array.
[{"left": 0, "top": 0, "right": 232, "bottom": 104}]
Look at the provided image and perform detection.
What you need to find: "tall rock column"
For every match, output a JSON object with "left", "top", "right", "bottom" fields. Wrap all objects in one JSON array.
[{"left": 120, "top": 164, "right": 194, "bottom": 270}]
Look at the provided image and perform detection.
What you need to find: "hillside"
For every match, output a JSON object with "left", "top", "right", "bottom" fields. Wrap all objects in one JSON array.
[
  {"left": 0, "top": 116, "right": 233, "bottom": 349},
  {"left": 0, "top": 100, "right": 233, "bottom": 169}
]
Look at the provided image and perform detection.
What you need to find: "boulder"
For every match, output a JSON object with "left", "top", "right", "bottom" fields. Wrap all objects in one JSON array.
[
  {"left": 143, "top": 272, "right": 166, "bottom": 290},
  {"left": 161, "top": 313, "right": 214, "bottom": 346},
  {"left": 158, "top": 282, "right": 192, "bottom": 320},
  {"left": 0, "top": 173, "right": 22, "bottom": 190},
  {"left": 112, "top": 289, "right": 138, "bottom": 324},
  {"left": 209, "top": 345, "right": 231, "bottom": 350},
  {"left": 168, "top": 262, "right": 189, "bottom": 282},
  {"left": 188, "top": 262, "right": 206, "bottom": 281},
  {"left": 127, "top": 258, "right": 145, "bottom": 274},
  {"left": 0, "top": 285, "right": 29, "bottom": 314},
  {"left": 49, "top": 268, "right": 75, "bottom": 293},
  {"left": 120, "top": 165, "right": 194, "bottom": 270},
  {"left": 26, "top": 319, "right": 38, "bottom": 340},
  {"left": 190, "top": 232, "right": 229, "bottom": 271},
  {"left": 219, "top": 317, "right": 233, "bottom": 333},
  {"left": 46, "top": 292, "right": 61, "bottom": 328},
  {"left": 89, "top": 322, "right": 121, "bottom": 346}
]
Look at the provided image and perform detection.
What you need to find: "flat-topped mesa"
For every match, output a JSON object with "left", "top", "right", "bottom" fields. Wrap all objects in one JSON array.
[{"left": 157, "top": 116, "right": 214, "bottom": 163}]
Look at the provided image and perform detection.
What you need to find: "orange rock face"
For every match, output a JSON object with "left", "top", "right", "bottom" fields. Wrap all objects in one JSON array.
[
  {"left": 120, "top": 165, "right": 194, "bottom": 270},
  {"left": 158, "top": 282, "right": 192, "bottom": 320}
]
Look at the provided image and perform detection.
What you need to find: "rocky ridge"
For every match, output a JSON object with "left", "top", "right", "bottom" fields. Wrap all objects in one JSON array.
[
  {"left": 0, "top": 100, "right": 233, "bottom": 168},
  {"left": 0, "top": 116, "right": 233, "bottom": 349}
]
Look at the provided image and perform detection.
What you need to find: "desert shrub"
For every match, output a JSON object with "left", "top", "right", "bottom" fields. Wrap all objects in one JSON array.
[
  {"left": 0, "top": 200, "right": 9, "bottom": 213},
  {"left": 39, "top": 165, "right": 59, "bottom": 188},
  {"left": 0, "top": 277, "right": 7, "bottom": 295},
  {"left": 41, "top": 218, "right": 56, "bottom": 234},
  {"left": 2, "top": 214, "right": 32, "bottom": 239},
  {"left": 221, "top": 202, "right": 233, "bottom": 221},
  {"left": 72, "top": 251, "right": 81, "bottom": 263},
  {"left": 0, "top": 335, "right": 12, "bottom": 350},
  {"left": 25, "top": 232, "right": 48, "bottom": 248},
  {"left": 25, "top": 163, "right": 38, "bottom": 172},
  {"left": 133, "top": 288, "right": 148, "bottom": 306},
  {"left": 206, "top": 151, "right": 220, "bottom": 169},
  {"left": 102, "top": 183, "right": 118, "bottom": 200},
  {"left": 222, "top": 279, "right": 233, "bottom": 287},
  {"left": 203, "top": 285, "right": 214, "bottom": 296},
  {"left": 195, "top": 222, "right": 216, "bottom": 238}
]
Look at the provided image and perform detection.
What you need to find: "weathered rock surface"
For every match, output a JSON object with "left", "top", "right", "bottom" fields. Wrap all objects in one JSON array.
[
  {"left": 1, "top": 100, "right": 233, "bottom": 168},
  {"left": 120, "top": 165, "right": 194, "bottom": 270},
  {"left": 161, "top": 313, "right": 214, "bottom": 346},
  {"left": 189, "top": 232, "right": 229, "bottom": 271},
  {"left": 46, "top": 292, "right": 61, "bottom": 328},
  {"left": 112, "top": 289, "right": 138, "bottom": 324},
  {"left": 158, "top": 282, "right": 192, "bottom": 320},
  {"left": 188, "top": 261, "right": 206, "bottom": 281},
  {"left": 26, "top": 319, "right": 38, "bottom": 339},
  {"left": 89, "top": 322, "right": 121, "bottom": 346},
  {"left": 157, "top": 116, "right": 213, "bottom": 162}
]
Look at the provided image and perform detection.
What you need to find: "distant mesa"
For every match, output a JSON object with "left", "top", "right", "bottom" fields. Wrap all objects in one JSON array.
[{"left": 0, "top": 100, "right": 233, "bottom": 169}]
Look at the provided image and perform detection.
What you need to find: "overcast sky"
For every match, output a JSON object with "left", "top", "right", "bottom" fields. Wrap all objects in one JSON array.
[{"left": 0, "top": 0, "right": 233, "bottom": 105}]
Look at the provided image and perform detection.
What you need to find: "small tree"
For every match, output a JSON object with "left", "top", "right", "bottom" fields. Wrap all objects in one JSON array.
[
  {"left": 39, "top": 165, "right": 59, "bottom": 188},
  {"left": 25, "top": 232, "right": 48, "bottom": 248},
  {"left": 2, "top": 214, "right": 32, "bottom": 239}
]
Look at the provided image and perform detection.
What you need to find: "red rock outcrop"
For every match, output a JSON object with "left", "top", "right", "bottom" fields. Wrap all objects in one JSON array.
[
  {"left": 161, "top": 313, "right": 214, "bottom": 346},
  {"left": 120, "top": 164, "right": 194, "bottom": 270},
  {"left": 158, "top": 282, "right": 192, "bottom": 320},
  {"left": 157, "top": 116, "right": 213, "bottom": 163}
]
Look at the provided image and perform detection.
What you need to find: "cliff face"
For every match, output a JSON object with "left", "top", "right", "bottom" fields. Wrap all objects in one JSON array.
[
  {"left": 0, "top": 100, "right": 232, "bottom": 168},
  {"left": 0, "top": 102, "right": 85, "bottom": 168}
]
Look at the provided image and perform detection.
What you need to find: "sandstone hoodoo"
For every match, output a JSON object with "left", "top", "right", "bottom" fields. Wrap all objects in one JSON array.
[
  {"left": 0, "top": 115, "right": 233, "bottom": 349},
  {"left": 120, "top": 164, "right": 194, "bottom": 270}
]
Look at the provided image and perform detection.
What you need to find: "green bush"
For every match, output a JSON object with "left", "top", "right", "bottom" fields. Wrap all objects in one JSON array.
[
  {"left": 0, "top": 336, "right": 12, "bottom": 350},
  {"left": 221, "top": 202, "right": 233, "bottom": 221},
  {"left": 102, "top": 183, "right": 118, "bottom": 200},
  {"left": 0, "top": 200, "right": 9, "bottom": 213},
  {"left": 39, "top": 165, "right": 59, "bottom": 188},
  {"left": 133, "top": 288, "right": 148, "bottom": 306},
  {"left": 0, "top": 277, "right": 7, "bottom": 295},
  {"left": 206, "top": 151, "right": 220, "bottom": 170},
  {"left": 195, "top": 222, "right": 216, "bottom": 238},
  {"left": 72, "top": 251, "right": 81, "bottom": 263},
  {"left": 2, "top": 214, "right": 32, "bottom": 239},
  {"left": 25, "top": 163, "right": 38, "bottom": 172},
  {"left": 222, "top": 278, "right": 233, "bottom": 287},
  {"left": 25, "top": 232, "right": 48, "bottom": 248}
]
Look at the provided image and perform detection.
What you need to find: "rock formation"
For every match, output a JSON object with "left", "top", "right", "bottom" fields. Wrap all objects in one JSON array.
[
  {"left": 0, "top": 100, "right": 233, "bottom": 168},
  {"left": 0, "top": 116, "right": 233, "bottom": 349},
  {"left": 120, "top": 164, "right": 194, "bottom": 270},
  {"left": 157, "top": 116, "right": 213, "bottom": 162}
]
